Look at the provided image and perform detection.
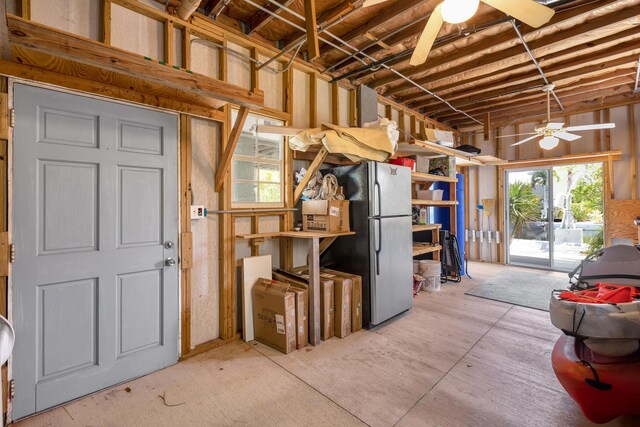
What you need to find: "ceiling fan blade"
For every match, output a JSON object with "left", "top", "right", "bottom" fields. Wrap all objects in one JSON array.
[
  {"left": 409, "top": 5, "right": 444, "bottom": 66},
  {"left": 481, "top": 0, "right": 555, "bottom": 28},
  {"left": 495, "top": 132, "right": 537, "bottom": 139},
  {"left": 553, "top": 131, "right": 581, "bottom": 142},
  {"left": 565, "top": 123, "right": 616, "bottom": 132},
  {"left": 546, "top": 122, "right": 564, "bottom": 130},
  {"left": 511, "top": 135, "right": 540, "bottom": 146},
  {"left": 362, "top": 0, "right": 391, "bottom": 7}
]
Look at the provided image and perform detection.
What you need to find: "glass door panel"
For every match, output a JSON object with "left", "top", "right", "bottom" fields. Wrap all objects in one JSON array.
[
  {"left": 551, "top": 163, "right": 604, "bottom": 271},
  {"left": 506, "top": 168, "right": 552, "bottom": 268}
]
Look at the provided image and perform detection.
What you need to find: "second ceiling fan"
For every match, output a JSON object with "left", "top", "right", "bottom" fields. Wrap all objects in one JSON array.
[{"left": 363, "top": 0, "right": 556, "bottom": 66}]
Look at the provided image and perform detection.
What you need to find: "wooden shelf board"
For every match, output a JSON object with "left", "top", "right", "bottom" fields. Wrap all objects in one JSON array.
[
  {"left": 412, "top": 244, "right": 442, "bottom": 256},
  {"left": 413, "top": 224, "right": 442, "bottom": 232},
  {"left": 237, "top": 231, "right": 355, "bottom": 240},
  {"left": 411, "top": 172, "right": 457, "bottom": 183},
  {"left": 411, "top": 199, "right": 458, "bottom": 206}
]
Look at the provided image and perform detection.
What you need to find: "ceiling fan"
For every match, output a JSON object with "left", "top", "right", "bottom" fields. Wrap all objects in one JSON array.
[
  {"left": 497, "top": 84, "right": 616, "bottom": 150},
  {"left": 362, "top": 0, "right": 556, "bottom": 66}
]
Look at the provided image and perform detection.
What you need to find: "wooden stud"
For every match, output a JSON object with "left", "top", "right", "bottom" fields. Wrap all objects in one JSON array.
[
  {"left": 474, "top": 165, "right": 480, "bottom": 261},
  {"left": 21, "top": 0, "right": 31, "bottom": 20},
  {"left": 603, "top": 158, "right": 612, "bottom": 246},
  {"left": 103, "top": 0, "right": 112, "bottom": 45},
  {"left": 514, "top": 124, "right": 520, "bottom": 160},
  {"left": 251, "top": 216, "right": 260, "bottom": 256},
  {"left": 398, "top": 111, "right": 405, "bottom": 134},
  {"left": 219, "top": 106, "right": 236, "bottom": 340},
  {"left": 348, "top": 89, "right": 357, "bottom": 127},
  {"left": 215, "top": 105, "right": 250, "bottom": 192},
  {"left": 179, "top": 115, "right": 192, "bottom": 356},
  {"left": 294, "top": 147, "right": 329, "bottom": 204},
  {"left": 494, "top": 128, "right": 501, "bottom": 263},
  {"left": 182, "top": 27, "right": 191, "bottom": 70},
  {"left": 483, "top": 112, "right": 490, "bottom": 141},
  {"left": 6, "top": 16, "right": 265, "bottom": 109},
  {"left": 303, "top": 0, "right": 320, "bottom": 60},
  {"left": 0, "top": 1, "right": 11, "bottom": 61},
  {"left": 604, "top": 108, "right": 611, "bottom": 151},
  {"left": 250, "top": 47, "right": 259, "bottom": 91},
  {"left": 164, "top": 19, "right": 174, "bottom": 66},
  {"left": 564, "top": 115, "right": 571, "bottom": 156},
  {"left": 410, "top": 115, "right": 417, "bottom": 139},
  {"left": 497, "top": 166, "right": 505, "bottom": 264},
  {"left": 0, "top": 94, "right": 7, "bottom": 141},
  {"left": 630, "top": 104, "right": 637, "bottom": 199},
  {"left": 331, "top": 82, "right": 339, "bottom": 125},
  {"left": 594, "top": 110, "right": 602, "bottom": 152},
  {"left": 309, "top": 73, "right": 317, "bottom": 127},
  {"left": 385, "top": 105, "right": 392, "bottom": 120}
]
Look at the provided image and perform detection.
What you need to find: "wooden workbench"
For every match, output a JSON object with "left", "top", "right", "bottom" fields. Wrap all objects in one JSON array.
[{"left": 237, "top": 230, "right": 355, "bottom": 345}]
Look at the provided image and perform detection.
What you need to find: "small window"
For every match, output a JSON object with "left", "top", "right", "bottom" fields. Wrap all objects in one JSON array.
[{"left": 231, "top": 110, "right": 285, "bottom": 207}]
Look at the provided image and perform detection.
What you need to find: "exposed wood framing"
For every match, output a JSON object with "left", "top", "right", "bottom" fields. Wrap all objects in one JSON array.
[
  {"left": 179, "top": 115, "right": 193, "bottom": 356},
  {"left": 331, "top": 82, "right": 339, "bottom": 124},
  {"left": 349, "top": 89, "right": 356, "bottom": 126},
  {"left": 165, "top": 19, "right": 175, "bottom": 65},
  {"left": 630, "top": 104, "right": 637, "bottom": 199},
  {"left": 500, "top": 151, "right": 622, "bottom": 168},
  {"left": 215, "top": 105, "right": 250, "bottom": 191},
  {"left": 304, "top": 0, "right": 319, "bottom": 60},
  {"left": 103, "top": 0, "right": 112, "bottom": 45},
  {"left": 247, "top": 0, "right": 295, "bottom": 35},
  {"left": 6, "top": 15, "right": 265, "bottom": 109},
  {"left": 310, "top": 73, "right": 318, "bottom": 127},
  {"left": 293, "top": 147, "right": 329, "bottom": 204},
  {"left": 250, "top": 47, "right": 259, "bottom": 91},
  {"left": 0, "top": 61, "right": 225, "bottom": 121}
]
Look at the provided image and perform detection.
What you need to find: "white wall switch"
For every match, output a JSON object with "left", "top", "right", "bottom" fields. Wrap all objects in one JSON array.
[{"left": 190, "top": 205, "right": 206, "bottom": 219}]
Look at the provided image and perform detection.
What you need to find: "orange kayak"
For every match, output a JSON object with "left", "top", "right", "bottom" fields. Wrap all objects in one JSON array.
[{"left": 552, "top": 335, "right": 640, "bottom": 424}]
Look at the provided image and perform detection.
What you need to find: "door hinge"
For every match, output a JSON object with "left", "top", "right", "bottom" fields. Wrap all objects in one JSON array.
[
  {"left": 9, "top": 243, "right": 15, "bottom": 263},
  {"left": 9, "top": 109, "right": 15, "bottom": 128},
  {"left": 9, "top": 379, "right": 14, "bottom": 400}
]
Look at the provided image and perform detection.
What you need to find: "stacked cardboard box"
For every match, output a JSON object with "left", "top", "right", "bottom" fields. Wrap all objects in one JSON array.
[
  {"left": 252, "top": 279, "right": 297, "bottom": 354},
  {"left": 294, "top": 267, "right": 363, "bottom": 334}
]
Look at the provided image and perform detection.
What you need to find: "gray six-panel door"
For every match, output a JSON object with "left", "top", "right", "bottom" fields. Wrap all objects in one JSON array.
[{"left": 12, "top": 84, "right": 179, "bottom": 418}]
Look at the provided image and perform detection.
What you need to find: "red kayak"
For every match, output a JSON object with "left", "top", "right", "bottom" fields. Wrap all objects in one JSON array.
[{"left": 552, "top": 335, "right": 640, "bottom": 424}]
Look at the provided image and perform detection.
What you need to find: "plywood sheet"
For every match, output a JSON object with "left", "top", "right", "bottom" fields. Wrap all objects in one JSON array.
[
  {"left": 227, "top": 41, "right": 251, "bottom": 90},
  {"left": 292, "top": 69, "right": 310, "bottom": 128},
  {"left": 190, "top": 36, "right": 220, "bottom": 80},
  {"left": 31, "top": 0, "right": 101, "bottom": 41},
  {"left": 605, "top": 199, "right": 640, "bottom": 242},
  {"left": 259, "top": 54, "right": 283, "bottom": 111},
  {"left": 111, "top": 3, "right": 164, "bottom": 61},
  {"left": 241, "top": 255, "right": 272, "bottom": 342},
  {"left": 189, "top": 118, "right": 221, "bottom": 345}
]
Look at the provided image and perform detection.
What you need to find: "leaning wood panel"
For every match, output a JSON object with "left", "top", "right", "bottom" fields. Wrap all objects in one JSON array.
[
  {"left": 6, "top": 15, "right": 264, "bottom": 109},
  {"left": 605, "top": 199, "right": 640, "bottom": 243}
]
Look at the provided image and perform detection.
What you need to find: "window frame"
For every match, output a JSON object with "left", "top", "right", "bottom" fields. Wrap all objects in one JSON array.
[{"left": 230, "top": 110, "right": 285, "bottom": 208}]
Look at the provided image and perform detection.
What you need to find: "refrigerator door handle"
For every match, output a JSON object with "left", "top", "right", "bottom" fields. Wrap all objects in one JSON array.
[
  {"left": 374, "top": 217, "right": 382, "bottom": 276},
  {"left": 373, "top": 162, "right": 382, "bottom": 217}
]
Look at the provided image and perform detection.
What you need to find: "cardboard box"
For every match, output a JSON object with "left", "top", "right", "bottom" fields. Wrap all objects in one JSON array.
[
  {"left": 333, "top": 276, "right": 351, "bottom": 338},
  {"left": 302, "top": 200, "right": 350, "bottom": 233},
  {"left": 297, "top": 268, "right": 363, "bottom": 333},
  {"left": 272, "top": 269, "right": 335, "bottom": 342},
  {"left": 252, "top": 279, "right": 297, "bottom": 354},
  {"left": 389, "top": 158, "right": 415, "bottom": 171},
  {"left": 271, "top": 272, "right": 308, "bottom": 349}
]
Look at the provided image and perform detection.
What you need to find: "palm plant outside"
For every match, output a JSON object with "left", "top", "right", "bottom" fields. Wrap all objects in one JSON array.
[{"left": 508, "top": 181, "right": 541, "bottom": 242}]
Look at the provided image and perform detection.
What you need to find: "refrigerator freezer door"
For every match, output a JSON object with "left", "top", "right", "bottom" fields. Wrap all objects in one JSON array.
[
  {"left": 369, "top": 215, "right": 413, "bottom": 326},
  {"left": 369, "top": 162, "right": 412, "bottom": 217}
]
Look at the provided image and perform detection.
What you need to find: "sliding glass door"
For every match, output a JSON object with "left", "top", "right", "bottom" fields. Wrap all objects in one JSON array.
[{"left": 505, "top": 163, "right": 604, "bottom": 271}]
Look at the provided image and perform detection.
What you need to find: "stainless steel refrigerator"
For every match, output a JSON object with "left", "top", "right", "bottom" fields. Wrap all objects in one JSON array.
[{"left": 320, "top": 161, "right": 413, "bottom": 327}]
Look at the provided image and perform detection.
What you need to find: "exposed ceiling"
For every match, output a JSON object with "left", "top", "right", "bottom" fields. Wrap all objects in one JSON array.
[{"left": 194, "top": 0, "right": 640, "bottom": 130}]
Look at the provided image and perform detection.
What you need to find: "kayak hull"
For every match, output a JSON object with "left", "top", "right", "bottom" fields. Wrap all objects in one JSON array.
[{"left": 552, "top": 335, "right": 640, "bottom": 424}]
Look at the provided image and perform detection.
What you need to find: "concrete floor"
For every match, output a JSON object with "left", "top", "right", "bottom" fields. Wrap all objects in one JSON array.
[{"left": 13, "top": 262, "right": 640, "bottom": 426}]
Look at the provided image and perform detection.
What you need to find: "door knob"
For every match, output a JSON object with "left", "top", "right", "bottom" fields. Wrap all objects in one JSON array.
[{"left": 165, "top": 257, "right": 176, "bottom": 267}]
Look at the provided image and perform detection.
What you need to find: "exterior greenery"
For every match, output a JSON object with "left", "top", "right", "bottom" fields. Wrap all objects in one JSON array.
[
  {"left": 508, "top": 181, "right": 542, "bottom": 240},
  {"left": 571, "top": 164, "right": 603, "bottom": 223}
]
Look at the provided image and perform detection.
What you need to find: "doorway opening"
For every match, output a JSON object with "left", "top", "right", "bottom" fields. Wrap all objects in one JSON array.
[{"left": 505, "top": 162, "right": 604, "bottom": 271}]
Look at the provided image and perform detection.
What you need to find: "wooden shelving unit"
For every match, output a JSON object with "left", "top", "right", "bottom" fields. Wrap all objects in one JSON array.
[
  {"left": 411, "top": 172, "right": 457, "bottom": 183},
  {"left": 412, "top": 243, "right": 442, "bottom": 257},
  {"left": 412, "top": 199, "right": 458, "bottom": 206},
  {"left": 412, "top": 224, "right": 442, "bottom": 232}
]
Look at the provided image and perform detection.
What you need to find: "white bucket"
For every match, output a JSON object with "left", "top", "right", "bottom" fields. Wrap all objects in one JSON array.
[{"left": 419, "top": 260, "right": 441, "bottom": 291}]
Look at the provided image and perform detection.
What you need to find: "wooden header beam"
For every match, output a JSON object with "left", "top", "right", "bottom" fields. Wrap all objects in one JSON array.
[{"left": 6, "top": 15, "right": 265, "bottom": 109}]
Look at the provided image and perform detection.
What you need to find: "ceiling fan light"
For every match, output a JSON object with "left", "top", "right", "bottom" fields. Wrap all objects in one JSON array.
[
  {"left": 441, "top": 0, "right": 480, "bottom": 24},
  {"left": 539, "top": 136, "right": 559, "bottom": 150}
]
